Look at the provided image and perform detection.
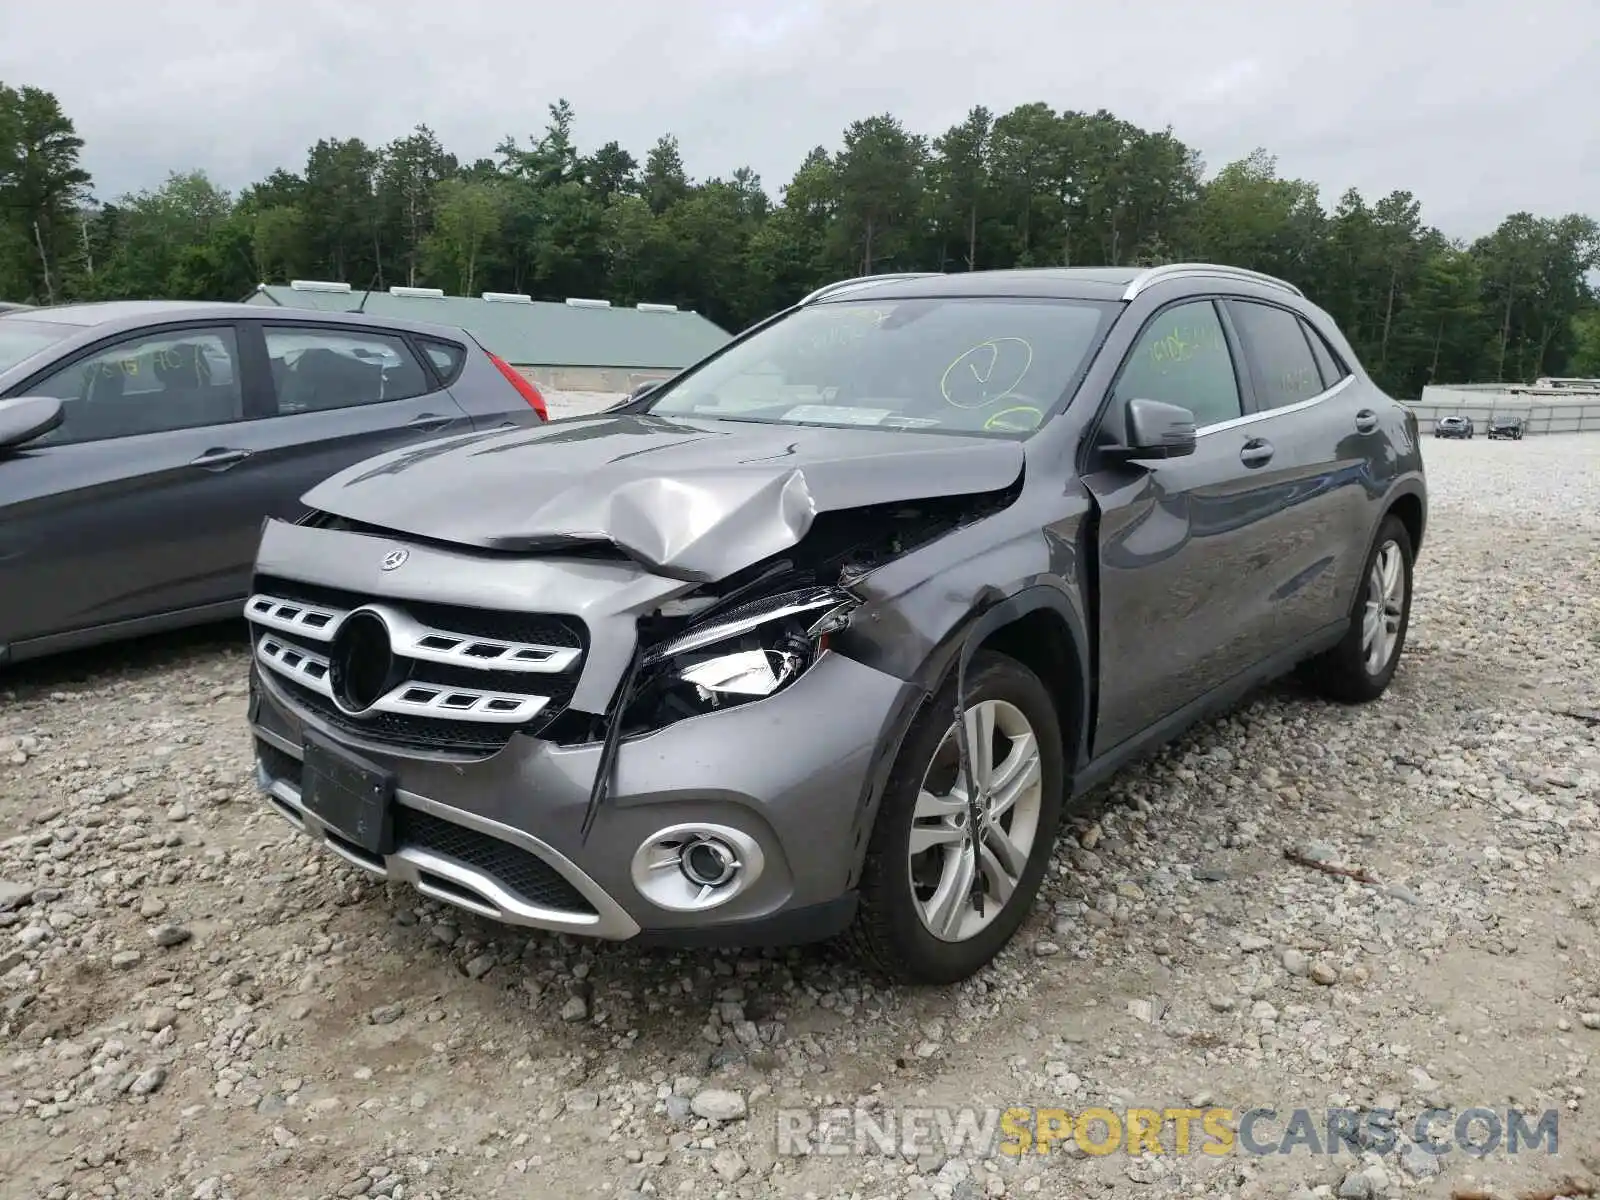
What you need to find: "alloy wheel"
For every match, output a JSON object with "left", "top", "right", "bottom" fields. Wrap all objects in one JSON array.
[
  {"left": 1362, "top": 540, "right": 1405, "bottom": 675},
  {"left": 908, "top": 699, "right": 1044, "bottom": 942}
]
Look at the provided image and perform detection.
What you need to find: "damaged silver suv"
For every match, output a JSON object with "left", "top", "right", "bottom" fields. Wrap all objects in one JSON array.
[{"left": 245, "top": 264, "right": 1427, "bottom": 983}]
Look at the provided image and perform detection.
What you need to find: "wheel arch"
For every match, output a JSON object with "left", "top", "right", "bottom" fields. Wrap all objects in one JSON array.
[
  {"left": 1383, "top": 485, "right": 1426, "bottom": 558},
  {"left": 843, "top": 585, "right": 1091, "bottom": 887}
]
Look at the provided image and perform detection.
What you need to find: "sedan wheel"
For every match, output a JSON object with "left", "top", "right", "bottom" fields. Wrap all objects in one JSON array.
[{"left": 849, "top": 651, "right": 1065, "bottom": 984}]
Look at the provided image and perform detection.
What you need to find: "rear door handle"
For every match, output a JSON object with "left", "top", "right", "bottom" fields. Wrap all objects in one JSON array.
[
  {"left": 408, "top": 413, "right": 452, "bottom": 432},
  {"left": 1240, "top": 438, "right": 1274, "bottom": 468},
  {"left": 1354, "top": 409, "right": 1380, "bottom": 434},
  {"left": 189, "top": 447, "right": 252, "bottom": 471}
]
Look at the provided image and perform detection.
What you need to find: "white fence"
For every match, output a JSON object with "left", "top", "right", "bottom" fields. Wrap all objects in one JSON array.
[{"left": 1407, "top": 384, "right": 1600, "bottom": 436}]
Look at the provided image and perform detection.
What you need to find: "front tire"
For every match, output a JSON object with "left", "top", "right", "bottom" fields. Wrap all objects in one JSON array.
[
  {"left": 848, "top": 651, "right": 1065, "bottom": 985},
  {"left": 1302, "top": 515, "right": 1414, "bottom": 704}
]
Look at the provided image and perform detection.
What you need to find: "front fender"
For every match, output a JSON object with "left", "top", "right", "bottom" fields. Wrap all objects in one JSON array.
[{"left": 832, "top": 520, "right": 1093, "bottom": 887}]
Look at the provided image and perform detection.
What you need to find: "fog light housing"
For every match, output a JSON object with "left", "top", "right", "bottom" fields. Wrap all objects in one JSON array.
[
  {"left": 631, "top": 823, "right": 766, "bottom": 912},
  {"left": 680, "top": 836, "right": 739, "bottom": 888}
]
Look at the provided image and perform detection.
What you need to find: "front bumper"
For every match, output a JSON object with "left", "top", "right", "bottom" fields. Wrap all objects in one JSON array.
[{"left": 249, "top": 646, "right": 917, "bottom": 945}]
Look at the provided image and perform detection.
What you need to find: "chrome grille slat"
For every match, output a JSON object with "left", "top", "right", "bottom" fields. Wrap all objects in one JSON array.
[
  {"left": 245, "top": 594, "right": 347, "bottom": 642},
  {"left": 379, "top": 606, "right": 582, "bottom": 675},
  {"left": 257, "top": 635, "right": 334, "bottom": 694}
]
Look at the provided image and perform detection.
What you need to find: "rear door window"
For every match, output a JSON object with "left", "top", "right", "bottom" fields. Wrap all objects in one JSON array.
[
  {"left": 263, "top": 326, "right": 435, "bottom": 414},
  {"left": 1225, "top": 301, "right": 1325, "bottom": 411}
]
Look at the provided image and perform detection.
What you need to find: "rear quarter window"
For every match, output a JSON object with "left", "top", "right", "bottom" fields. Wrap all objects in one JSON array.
[
  {"left": 1300, "top": 321, "right": 1349, "bottom": 390},
  {"left": 417, "top": 338, "right": 467, "bottom": 385}
]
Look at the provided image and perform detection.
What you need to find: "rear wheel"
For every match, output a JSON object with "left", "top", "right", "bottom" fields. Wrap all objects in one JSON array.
[
  {"left": 1302, "top": 515, "right": 1414, "bottom": 704},
  {"left": 848, "top": 651, "right": 1065, "bottom": 985}
]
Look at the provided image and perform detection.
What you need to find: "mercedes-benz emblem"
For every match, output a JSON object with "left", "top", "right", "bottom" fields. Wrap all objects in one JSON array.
[
  {"left": 327, "top": 609, "right": 406, "bottom": 716},
  {"left": 381, "top": 548, "right": 409, "bottom": 571}
]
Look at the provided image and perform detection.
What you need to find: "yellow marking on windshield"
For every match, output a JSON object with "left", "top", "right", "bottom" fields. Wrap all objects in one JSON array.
[
  {"left": 983, "top": 405, "right": 1043, "bottom": 432},
  {"left": 940, "top": 338, "right": 1034, "bottom": 409}
]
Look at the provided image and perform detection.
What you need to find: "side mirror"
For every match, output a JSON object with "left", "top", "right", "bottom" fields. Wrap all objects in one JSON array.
[
  {"left": 0, "top": 395, "right": 64, "bottom": 451},
  {"left": 1104, "top": 397, "right": 1198, "bottom": 462}
]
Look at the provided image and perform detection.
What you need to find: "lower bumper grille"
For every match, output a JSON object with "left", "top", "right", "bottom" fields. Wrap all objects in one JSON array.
[{"left": 394, "top": 806, "right": 593, "bottom": 914}]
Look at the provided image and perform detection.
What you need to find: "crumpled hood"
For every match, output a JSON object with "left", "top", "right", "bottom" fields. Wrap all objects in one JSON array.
[{"left": 300, "top": 412, "right": 1024, "bottom": 581}]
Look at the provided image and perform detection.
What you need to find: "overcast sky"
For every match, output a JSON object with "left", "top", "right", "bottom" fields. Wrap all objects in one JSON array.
[{"left": 2, "top": 0, "right": 1593, "bottom": 240}]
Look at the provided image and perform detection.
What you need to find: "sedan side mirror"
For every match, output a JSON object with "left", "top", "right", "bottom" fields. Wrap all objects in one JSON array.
[
  {"left": 1103, "top": 397, "right": 1198, "bottom": 462},
  {"left": 0, "top": 395, "right": 64, "bottom": 451}
]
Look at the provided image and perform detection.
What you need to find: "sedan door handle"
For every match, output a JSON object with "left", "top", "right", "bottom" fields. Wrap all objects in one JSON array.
[
  {"left": 189, "top": 447, "right": 252, "bottom": 471},
  {"left": 1354, "top": 409, "right": 1380, "bottom": 434},
  {"left": 1239, "top": 437, "right": 1274, "bottom": 468},
  {"left": 408, "top": 413, "right": 452, "bottom": 432}
]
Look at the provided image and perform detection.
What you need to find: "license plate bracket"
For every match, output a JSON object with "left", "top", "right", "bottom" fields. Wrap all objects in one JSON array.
[{"left": 300, "top": 732, "right": 396, "bottom": 856}]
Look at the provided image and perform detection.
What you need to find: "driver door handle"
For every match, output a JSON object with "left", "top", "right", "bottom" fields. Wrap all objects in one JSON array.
[
  {"left": 1239, "top": 437, "right": 1274, "bottom": 468},
  {"left": 189, "top": 447, "right": 252, "bottom": 471},
  {"left": 408, "top": 413, "right": 452, "bottom": 432},
  {"left": 1354, "top": 408, "right": 1380, "bottom": 434}
]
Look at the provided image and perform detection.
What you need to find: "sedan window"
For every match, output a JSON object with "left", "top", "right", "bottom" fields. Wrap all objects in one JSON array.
[
  {"left": 265, "top": 327, "right": 433, "bottom": 413},
  {"left": 25, "top": 328, "right": 244, "bottom": 444}
]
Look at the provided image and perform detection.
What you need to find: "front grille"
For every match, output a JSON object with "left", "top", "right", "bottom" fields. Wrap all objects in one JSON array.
[
  {"left": 247, "top": 574, "right": 587, "bottom": 757},
  {"left": 395, "top": 806, "right": 594, "bottom": 914}
]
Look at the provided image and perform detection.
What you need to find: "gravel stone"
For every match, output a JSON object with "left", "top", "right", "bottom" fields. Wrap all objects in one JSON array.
[{"left": 689, "top": 1088, "right": 747, "bottom": 1122}]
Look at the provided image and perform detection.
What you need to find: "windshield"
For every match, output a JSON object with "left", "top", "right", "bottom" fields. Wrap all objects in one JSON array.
[
  {"left": 0, "top": 319, "right": 75, "bottom": 374},
  {"left": 644, "top": 296, "right": 1117, "bottom": 437}
]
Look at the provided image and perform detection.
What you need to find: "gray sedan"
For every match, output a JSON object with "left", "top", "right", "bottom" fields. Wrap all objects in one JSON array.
[{"left": 0, "top": 300, "right": 551, "bottom": 664}]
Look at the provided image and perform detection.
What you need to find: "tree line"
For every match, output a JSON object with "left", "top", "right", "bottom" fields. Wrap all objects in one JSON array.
[{"left": 3, "top": 81, "right": 1598, "bottom": 397}]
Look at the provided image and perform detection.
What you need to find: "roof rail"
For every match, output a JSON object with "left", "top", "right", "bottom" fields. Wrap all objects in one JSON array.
[
  {"left": 1121, "top": 263, "right": 1303, "bottom": 301},
  {"left": 799, "top": 272, "right": 945, "bottom": 306}
]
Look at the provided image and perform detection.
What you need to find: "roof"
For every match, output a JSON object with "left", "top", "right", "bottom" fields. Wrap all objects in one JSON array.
[
  {"left": 0, "top": 300, "right": 498, "bottom": 342},
  {"left": 244, "top": 283, "right": 732, "bottom": 369},
  {"left": 11, "top": 300, "right": 230, "bottom": 327}
]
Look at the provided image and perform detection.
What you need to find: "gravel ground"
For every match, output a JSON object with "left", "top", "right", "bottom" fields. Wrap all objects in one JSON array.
[{"left": 2, "top": 432, "right": 1599, "bottom": 1200}]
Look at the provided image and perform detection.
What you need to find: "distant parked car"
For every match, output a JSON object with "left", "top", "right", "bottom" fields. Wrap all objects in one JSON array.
[
  {"left": 1434, "top": 415, "right": 1473, "bottom": 439},
  {"left": 1487, "top": 415, "right": 1525, "bottom": 440},
  {"left": 0, "top": 300, "right": 549, "bottom": 665}
]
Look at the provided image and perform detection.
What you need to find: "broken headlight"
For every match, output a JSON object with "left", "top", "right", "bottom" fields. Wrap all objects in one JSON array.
[{"left": 625, "top": 588, "right": 855, "bottom": 732}]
